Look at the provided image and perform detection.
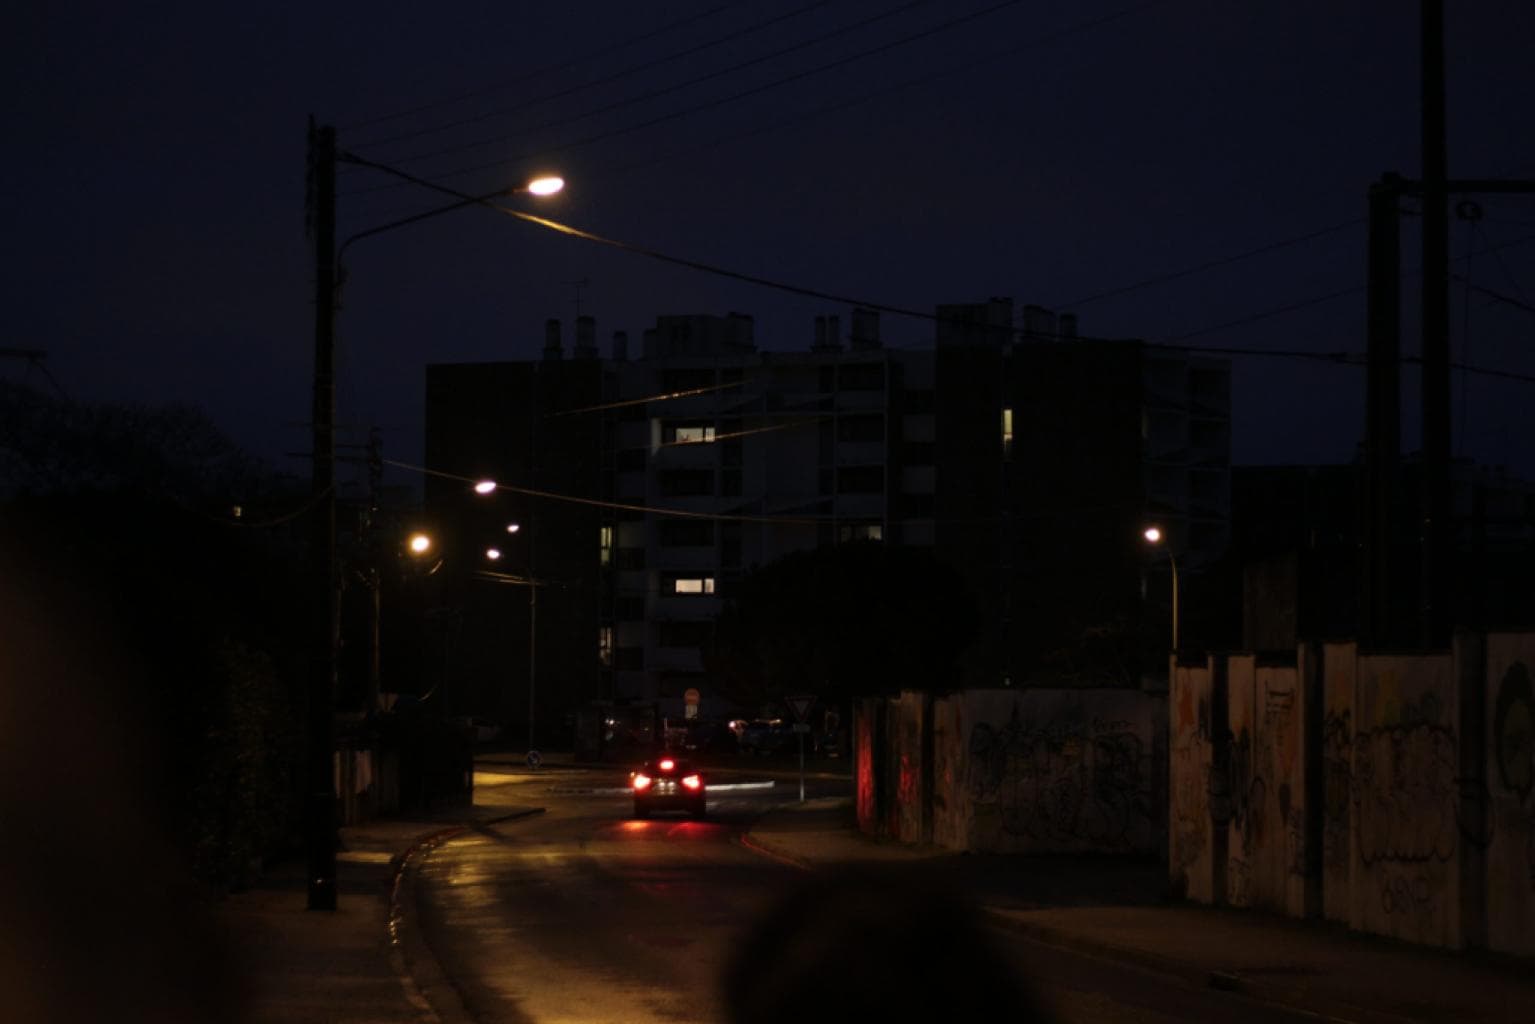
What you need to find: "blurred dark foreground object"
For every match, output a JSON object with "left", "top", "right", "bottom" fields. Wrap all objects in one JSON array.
[{"left": 721, "top": 863, "right": 1048, "bottom": 1023}]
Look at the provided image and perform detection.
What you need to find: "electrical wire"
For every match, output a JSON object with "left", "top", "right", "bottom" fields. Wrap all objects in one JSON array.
[
  {"left": 1051, "top": 218, "right": 1366, "bottom": 310},
  {"left": 340, "top": 6, "right": 730, "bottom": 132},
  {"left": 343, "top": 0, "right": 1041, "bottom": 195},
  {"left": 351, "top": 2, "right": 838, "bottom": 152},
  {"left": 385, "top": 458, "right": 820, "bottom": 524}
]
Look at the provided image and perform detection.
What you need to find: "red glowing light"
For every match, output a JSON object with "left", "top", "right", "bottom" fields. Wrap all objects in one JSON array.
[
  {"left": 682, "top": 774, "right": 702, "bottom": 790},
  {"left": 632, "top": 773, "right": 652, "bottom": 791},
  {"left": 659, "top": 758, "right": 675, "bottom": 771}
]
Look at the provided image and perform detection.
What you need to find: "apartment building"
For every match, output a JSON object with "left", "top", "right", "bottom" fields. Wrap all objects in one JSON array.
[{"left": 423, "top": 299, "right": 1230, "bottom": 735}]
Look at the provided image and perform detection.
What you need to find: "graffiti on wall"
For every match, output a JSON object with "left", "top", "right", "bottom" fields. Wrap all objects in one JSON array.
[
  {"left": 1322, "top": 709, "right": 1352, "bottom": 872},
  {"left": 1352, "top": 690, "right": 1461, "bottom": 867},
  {"left": 967, "top": 706, "right": 1150, "bottom": 851},
  {"left": 1493, "top": 663, "right": 1535, "bottom": 887},
  {"left": 1169, "top": 682, "right": 1211, "bottom": 876}
]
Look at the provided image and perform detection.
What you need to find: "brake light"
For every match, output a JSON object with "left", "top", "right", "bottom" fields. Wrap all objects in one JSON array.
[
  {"left": 632, "top": 773, "right": 652, "bottom": 791},
  {"left": 659, "top": 758, "right": 675, "bottom": 771},
  {"left": 681, "top": 774, "right": 702, "bottom": 791}
]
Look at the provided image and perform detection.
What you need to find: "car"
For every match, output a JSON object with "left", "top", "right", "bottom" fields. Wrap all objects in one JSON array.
[
  {"left": 630, "top": 755, "right": 707, "bottom": 819},
  {"left": 738, "top": 719, "right": 793, "bottom": 755}
]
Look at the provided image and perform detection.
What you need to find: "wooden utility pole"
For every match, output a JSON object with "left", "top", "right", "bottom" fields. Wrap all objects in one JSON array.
[
  {"left": 1420, "top": 0, "right": 1451, "bottom": 648},
  {"left": 1362, "top": 173, "right": 1402, "bottom": 648},
  {"left": 305, "top": 118, "right": 339, "bottom": 910}
]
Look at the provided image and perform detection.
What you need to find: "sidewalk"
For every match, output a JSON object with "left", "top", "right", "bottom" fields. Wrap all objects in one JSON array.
[
  {"left": 742, "top": 798, "right": 1535, "bottom": 1024},
  {"left": 214, "top": 767, "right": 548, "bottom": 1023}
]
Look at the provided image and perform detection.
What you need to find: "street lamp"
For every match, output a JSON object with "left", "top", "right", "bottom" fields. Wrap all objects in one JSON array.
[
  {"left": 1142, "top": 526, "right": 1179, "bottom": 652},
  {"left": 305, "top": 117, "right": 562, "bottom": 910}
]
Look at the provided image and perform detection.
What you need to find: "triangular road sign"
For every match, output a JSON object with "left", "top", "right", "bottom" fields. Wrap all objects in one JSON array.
[{"left": 785, "top": 695, "right": 815, "bottom": 722}]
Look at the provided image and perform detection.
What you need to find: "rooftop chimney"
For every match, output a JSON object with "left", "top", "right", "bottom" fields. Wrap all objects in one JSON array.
[
  {"left": 543, "top": 319, "right": 562, "bottom": 360},
  {"left": 851, "top": 307, "right": 881, "bottom": 350},
  {"left": 575, "top": 315, "right": 597, "bottom": 358}
]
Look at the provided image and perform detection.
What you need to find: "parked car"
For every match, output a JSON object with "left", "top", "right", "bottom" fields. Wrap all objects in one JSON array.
[{"left": 738, "top": 719, "right": 793, "bottom": 755}]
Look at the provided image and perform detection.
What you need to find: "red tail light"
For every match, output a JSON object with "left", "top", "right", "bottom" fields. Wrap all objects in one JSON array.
[
  {"left": 681, "top": 774, "right": 702, "bottom": 791},
  {"left": 632, "top": 773, "right": 652, "bottom": 791},
  {"left": 659, "top": 758, "right": 675, "bottom": 771}
]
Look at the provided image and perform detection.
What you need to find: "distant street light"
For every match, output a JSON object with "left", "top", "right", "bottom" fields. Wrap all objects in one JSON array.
[
  {"left": 1142, "top": 526, "right": 1179, "bottom": 652},
  {"left": 408, "top": 532, "right": 433, "bottom": 555},
  {"left": 473, "top": 479, "right": 498, "bottom": 495}
]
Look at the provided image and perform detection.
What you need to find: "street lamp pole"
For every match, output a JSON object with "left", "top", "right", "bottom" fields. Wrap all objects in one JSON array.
[
  {"left": 1143, "top": 526, "right": 1179, "bottom": 653},
  {"left": 302, "top": 121, "right": 562, "bottom": 910}
]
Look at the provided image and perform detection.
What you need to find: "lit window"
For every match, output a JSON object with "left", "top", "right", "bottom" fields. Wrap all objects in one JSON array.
[
  {"left": 673, "top": 577, "right": 715, "bottom": 595},
  {"left": 838, "top": 524, "right": 883, "bottom": 542},
  {"left": 674, "top": 425, "right": 716, "bottom": 444},
  {"left": 598, "top": 626, "right": 613, "bottom": 667},
  {"left": 1001, "top": 407, "right": 1014, "bottom": 459},
  {"left": 599, "top": 525, "right": 613, "bottom": 567}
]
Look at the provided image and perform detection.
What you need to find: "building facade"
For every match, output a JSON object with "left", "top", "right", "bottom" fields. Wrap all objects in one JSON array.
[{"left": 422, "top": 299, "right": 1231, "bottom": 738}]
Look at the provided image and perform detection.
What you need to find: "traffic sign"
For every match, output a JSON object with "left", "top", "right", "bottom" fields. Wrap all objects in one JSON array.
[{"left": 785, "top": 695, "right": 815, "bottom": 722}]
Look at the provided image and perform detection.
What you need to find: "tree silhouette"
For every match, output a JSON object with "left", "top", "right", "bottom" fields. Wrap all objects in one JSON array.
[{"left": 708, "top": 542, "right": 978, "bottom": 707}]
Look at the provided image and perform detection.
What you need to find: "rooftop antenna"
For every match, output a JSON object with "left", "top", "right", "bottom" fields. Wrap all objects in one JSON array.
[{"left": 568, "top": 278, "right": 590, "bottom": 319}]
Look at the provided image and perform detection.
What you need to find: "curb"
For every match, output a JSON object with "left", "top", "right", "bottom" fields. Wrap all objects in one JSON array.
[{"left": 387, "top": 809, "right": 547, "bottom": 1024}]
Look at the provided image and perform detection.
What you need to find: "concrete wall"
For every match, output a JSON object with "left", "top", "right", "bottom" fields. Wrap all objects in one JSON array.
[
  {"left": 1485, "top": 633, "right": 1535, "bottom": 957},
  {"left": 1222, "top": 655, "right": 1308, "bottom": 915},
  {"left": 1170, "top": 658, "right": 1216, "bottom": 901},
  {"left": 889, "top": 692, "right": 926, "bottom": 843},
  {"left": 940, "top": 688, "right": 1159, "bottom": 855},
  {"left": 1350, "top": 652, "right": 1459, "bottom": 947},
  {"left": 1321, "top": 642, "right": 1357, "bottom": 924}
]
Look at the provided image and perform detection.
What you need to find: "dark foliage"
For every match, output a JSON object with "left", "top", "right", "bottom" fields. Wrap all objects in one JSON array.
[{"left": 708, "top": 542, "right": 979, "bottom": 705}]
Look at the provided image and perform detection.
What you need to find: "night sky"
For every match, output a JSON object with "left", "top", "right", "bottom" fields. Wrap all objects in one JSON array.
[{"left": 10, "top": 1, "right": 1535, "bottom": 492}]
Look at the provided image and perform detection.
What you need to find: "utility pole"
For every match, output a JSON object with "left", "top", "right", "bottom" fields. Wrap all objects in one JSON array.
[
  {"left": 1419, "top": 0, "right": 1451, "bottom": 649},
  {"left": 305, "top": 117, "right": 339, "bottom": 911},
  {"left": 366, "top": 427, "right": 383, "bottom": 716},
  {"left": 1362, "top": 173, "right": 1403, "bottom": 648}
]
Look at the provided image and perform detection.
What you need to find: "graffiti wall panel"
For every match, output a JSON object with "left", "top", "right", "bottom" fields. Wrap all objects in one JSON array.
[
  {"left": 1351, "top": 654, "right": 1460, "bottom": 948},
  {"left": 931, "top": 696, "right": 967, "bottom": 849},
  {"left": 1321, "top": 642, "right": 1357, "bottom": 924},
  {"left": 1254, "top": 662, "right": 1307, "bottom": 916},
  {"left": 890, "top": 692, "right": 925, "bottom": 844},
  {"left": 1225, "top": 655, "right": 1257, "bottom": 907},
  {"left": 1485, "top": 634, "right": 1535, "bottom": 957},
  {"left": 1170, "top": 660, "right": 1215, "bottom": 902},
  {"left": 854, "top": 699, "right": 877, "bottom": 833},
  {"left": 961, "top": 688, "right": 1158, "bottom": 855}
]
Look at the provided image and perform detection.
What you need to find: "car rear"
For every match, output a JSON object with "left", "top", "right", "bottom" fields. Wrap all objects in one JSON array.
[{"left": 631, "top": 757, "right": 706, "bottom": 818}]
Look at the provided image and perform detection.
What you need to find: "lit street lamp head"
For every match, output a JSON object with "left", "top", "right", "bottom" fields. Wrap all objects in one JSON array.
[
  {"left": 473, "top": 479, "right": 498, "bottom": 495},
  {"left": 485, "top": 548, "right": 502, "bottom": 561},
  {"left": 525, "top": 176, "right": 564, "bottom": 197},
  {"left": 408, "top": 533, "right": 433, "bottom": 555},
  {"left": 1143, "top": 526, "right": 1163, "bottom": 544},
  {"left": 505, "top": 522, "right": 521, "bottom": 534}
]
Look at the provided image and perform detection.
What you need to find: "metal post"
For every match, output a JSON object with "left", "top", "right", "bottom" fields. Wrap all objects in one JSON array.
[
  {"left": 798, "top": 730, "right": 806, "bottom": 803},
  {"left": 305, "top": 118, "right": 338, "bottom": 911},
  {"left": 1420, "top": 0, "right": 1451, "bottom": 648}
]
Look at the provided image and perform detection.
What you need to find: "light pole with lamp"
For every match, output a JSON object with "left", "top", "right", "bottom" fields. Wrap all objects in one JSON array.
[
  {"left": 304, "top": 117, "right": 561, "bottom": 910},
  {"left": 1142, "top": 526, "right": 1179, "bottom": 653},
  {"left": 471, "top": 488, "right": 540, "bottom": 767}
]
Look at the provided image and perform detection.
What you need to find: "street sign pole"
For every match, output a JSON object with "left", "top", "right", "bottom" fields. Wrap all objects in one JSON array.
[{"left": 798, "top": 730, "right": 805, "bottom": 803}]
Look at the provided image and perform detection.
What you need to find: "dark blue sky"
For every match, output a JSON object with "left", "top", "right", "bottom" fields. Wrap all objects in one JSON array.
[{"left": 9, "top": 1, "right": 1535, "bottom": 490}]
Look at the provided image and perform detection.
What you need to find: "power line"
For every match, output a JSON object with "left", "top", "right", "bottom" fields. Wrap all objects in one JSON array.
[
  {"left": 345, "top": 151, "right": 1535, "bottom": 387},
  {"left": 344, "top": 0, "right": 1037, "bottom": 196},
  {"left": 339, "top": 6, "right": 730, "bottom": 132},
  {"left": 351, "top": 2, "right": 837, "bottom": 152},
  {"left": 1052, "top": 218, "right": 1365, "bottom": 310}
]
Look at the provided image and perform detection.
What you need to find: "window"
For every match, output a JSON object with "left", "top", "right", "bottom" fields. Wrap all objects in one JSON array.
[
  {"left": 598, "top": 626, "right": 613, "bottom": 666},
  {"left": 839, "top": 523, "right": 883, "bottom": 542},
  {"left": 616, "top": 449, "right": 646, "bottom": 471},
  {"left": 599, "top": 525, "right": 613, "bottom": 567},
  {"left": 659, "top": 520, "right": 714, "bottom": 547},
  {"left": 658, "top": 469, "right": 714, "bottom": 497},
  {"left": 837, "top": 414, "right": 884, "bottom": 443},
  {"left": 615, "top": 646, "right": 644, "bottom": 670},
  {"left": 616, "top": 595, "right": 645, "bottom": 620},
  {"left": 672, "top": 577, "right": 715, "bottom": 595},
  {"left": 658, "top": 620, "right": 713, "bottom": 648},
  {"left": 837, "top": 362, "right": 885, "bottom": 391},
  {"left": 1002, "top": 407, "right": 1014, "bottom": 460},
  {"left": 837, "top": 465, "right": 884, "bottom": 494},
  {"left": 671, "top": 425, "right": 716, "bottom": 445}
]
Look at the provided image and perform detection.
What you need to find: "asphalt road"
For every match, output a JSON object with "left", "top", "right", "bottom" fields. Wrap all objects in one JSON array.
[{"left": 410, "top": 767, "right": 1320, "bottom": 1024}]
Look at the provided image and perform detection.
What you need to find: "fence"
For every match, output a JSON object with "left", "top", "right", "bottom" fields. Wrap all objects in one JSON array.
[{"left": 1169, "top": 633, "right": 1535, "bottom": 956}]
